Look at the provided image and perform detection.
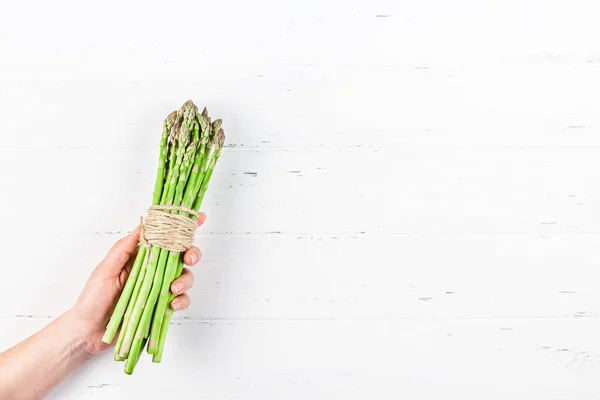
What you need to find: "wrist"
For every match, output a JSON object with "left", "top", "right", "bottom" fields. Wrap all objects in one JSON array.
[{"left": 61, "top": 308, "right": 101, "bottom": 359}]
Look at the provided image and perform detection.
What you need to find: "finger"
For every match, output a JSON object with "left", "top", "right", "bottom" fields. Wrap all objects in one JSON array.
[
  {"left": 171, "top": 293, "right": 190, "bottom": 311},
  {"left": 197, "top": 212, "right": 207, "bottom": 227},
  {"left": 171, "top": 268, "right": 195, "bottom": 295},
  {"left": 118, "top": 246, "right": 139, "bottom": 286},
  {"left": 124, "top": 247, "right": 139, "bottom": 274},
  {"left": 100, "top": 225, "right": 141, "bottom": 271},
  {"left": 183, "top": 246, "right": 202, "bottom": 266}
]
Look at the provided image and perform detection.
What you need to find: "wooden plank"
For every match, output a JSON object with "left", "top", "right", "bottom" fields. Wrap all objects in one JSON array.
[
  {"left": 1, "top": 234, "right": 598, "bottom": 320},
  {"left": 0, "top": 318, "right": 598, "bottom": 399},
  {"left": 1, "top": 2, "right": 600, "bottom": 150},
  {"left": 1, "top": 63, "right": 599, "bottom": 149},
  {"left": 0, "top": 147, "right": 597, "bottom": 234}
]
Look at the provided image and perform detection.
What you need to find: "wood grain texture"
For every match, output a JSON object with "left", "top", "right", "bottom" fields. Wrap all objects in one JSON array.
[
  {"left": 1, "top": 0, "right": 599, "bottom": 398},
  {"left": 3, "top": 318, "right": 600, "bottom": 400}
]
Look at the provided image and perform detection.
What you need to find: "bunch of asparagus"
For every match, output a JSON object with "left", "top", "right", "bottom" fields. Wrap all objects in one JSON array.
[{"left": 101, "top": 100, "right": 225, "bottom": 374}]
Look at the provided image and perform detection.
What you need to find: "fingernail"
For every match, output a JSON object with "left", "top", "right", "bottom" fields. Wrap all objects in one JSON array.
[
  {"left": 172, "top": 283, "right": 183, "bottom": 294},
  {"left": 190, "top": 253, "right": 197, "bottom": 264},
  {"left": 172, "top": 300, "right": 181, "bottom": 310}
]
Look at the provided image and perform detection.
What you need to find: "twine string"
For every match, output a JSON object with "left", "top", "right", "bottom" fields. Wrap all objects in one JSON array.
[{"left": 139, "top": 205, "right": 198, "bottom": 253}]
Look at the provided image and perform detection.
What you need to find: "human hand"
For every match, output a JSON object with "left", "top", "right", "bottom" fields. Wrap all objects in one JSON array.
[{"left": 70, "top": 213, "right": 206, "bottom": 355}]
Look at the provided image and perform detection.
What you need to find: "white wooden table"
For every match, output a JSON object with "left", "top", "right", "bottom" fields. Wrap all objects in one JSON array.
[{"left": 1, "top": 0, "right": 600, "bottom": 398}]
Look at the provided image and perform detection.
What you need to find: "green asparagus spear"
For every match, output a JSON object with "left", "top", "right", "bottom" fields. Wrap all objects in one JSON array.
[
  {"left": 121, "top": 102, "right": 192, "bottom": 360},
  {"left": 114, "top": 248, "right": 149, "bottom": 358},
  {"left": 101, "top": 100, "right": 225, "bottom": 372},
  {"left": 153, "top": 129, "right": 225, "bottom": 362},
  {"left": 100, "top": 111, "right": 176, "bottom": 345},
  {"left": 147, "top": 112, "right": 212, "bottom": 353}
]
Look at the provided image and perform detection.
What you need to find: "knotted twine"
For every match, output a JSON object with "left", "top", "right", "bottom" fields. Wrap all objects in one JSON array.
[{"left": 139, "top": 205, "right": 198, "bottom": 252}]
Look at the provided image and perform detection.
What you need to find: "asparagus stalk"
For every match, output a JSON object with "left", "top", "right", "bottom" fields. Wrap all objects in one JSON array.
[
  {"left": 101, "top": 99, "right": 225, "bottom": 373},
  {"left": 114, "top": 248, "right": 149, "bottom": 359},
  {"left": 101, "top": 111, "right": 176, "bottom": 345},
  {"left": 122, "top": 103, "right": 194, "bottom": 365},
  {"left": 153, "top": 111, "right": 176, "bottom": 205},
  {"left": 161, "top": 124, "right": 179, "bottom": 203},
  {"left": 153, "top": 129, "right": 225, "bottom": 362},
  {"left": 125, "top": 337, "right": 147, "bottom": 375},
  {"left": 123, "top": 248, "right": 169, "bottom": 366},
  {"left": 124, "top": 102, "right": 200, "bottom": 372},
  {"left": 141, "top": 134, "right": 198, "bottom": 340},
  {"left": 101, "top": 246, "right": 146, "bottom": 345},
  {"left": 129, "top": 118, "right": 199, "bottom": 363},
  {"left": 147, "top": 111, "right": 212, "bottom": 353},
  {"left": 180, "top": 111, "right": 210, "bottom": 210},
  {"left": 118, "top": 110, "right": 184, "bottom": 352},
  {"left": 162, "top": 102, "right": 193, "bottom": 206},
  {"left": 118, "top": 112, "right": 191, "bottom": 358},
  {"left": 194, "top": 127, "right": 225, "bottom": 210},
  {"left": 173, "top": 121, "right": 199, "bottom": 208}
]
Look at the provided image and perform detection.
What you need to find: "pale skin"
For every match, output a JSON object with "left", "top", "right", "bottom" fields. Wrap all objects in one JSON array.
[{"left": 0, "top": 213, "right": 207, "bottom": 400}]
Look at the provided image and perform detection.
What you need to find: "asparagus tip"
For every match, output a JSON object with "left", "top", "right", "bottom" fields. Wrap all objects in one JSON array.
[
  {"left": 165, "top": 111, "right": 177, "bottom": 126},
  {"left": 217, "top": 128, "right": 225, "bottom": 147},
  {"left": 169, "top": 122, "right": 180, "bottom": 144},
  {"left": 212, "top": 119, "right": 223, "bottom": 132},
  {"left": 181, "top": 99, "right": 195, "bottom": 109}
]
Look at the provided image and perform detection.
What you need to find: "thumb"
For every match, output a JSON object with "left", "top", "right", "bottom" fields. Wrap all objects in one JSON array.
[{"left": 98, "top": 225, "right": 141, "bottom": 274}]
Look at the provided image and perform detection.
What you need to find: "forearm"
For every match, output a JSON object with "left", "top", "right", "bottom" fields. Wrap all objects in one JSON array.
[{"left": 0, "top": 310, "right": 95, "bottom": 400}]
